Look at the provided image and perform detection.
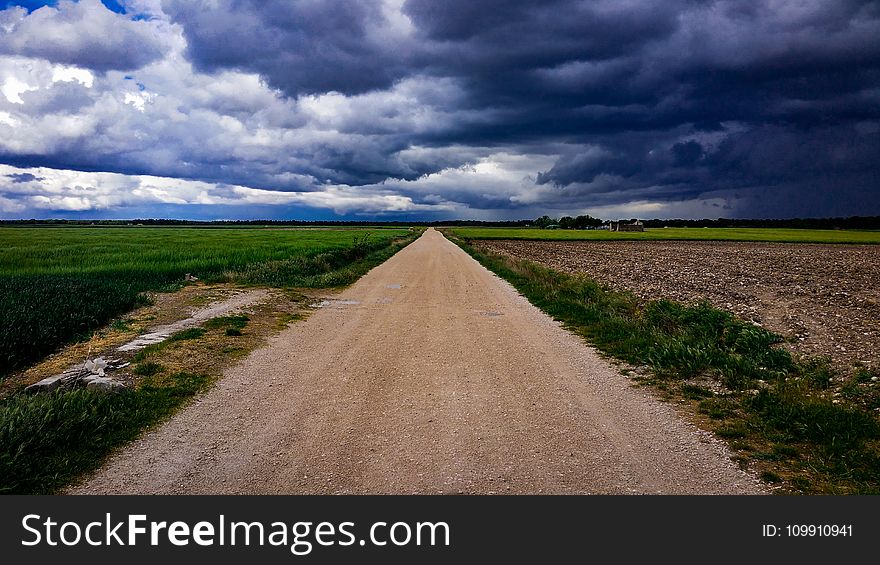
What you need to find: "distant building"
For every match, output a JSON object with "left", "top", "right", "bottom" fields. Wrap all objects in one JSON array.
[{"left": 610, "top": 219, "right": 644, "bottom": 232}]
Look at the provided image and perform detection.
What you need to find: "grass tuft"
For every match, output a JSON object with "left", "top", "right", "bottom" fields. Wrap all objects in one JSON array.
[
  {"left": 168, "top": 328, "right": 206, "bottom": 342},
  {"left": 204, "top": 315, "right": 249, "bottom": 330},
  {"left": 133, "top": 361, "right": 164, "bottom": 377}
]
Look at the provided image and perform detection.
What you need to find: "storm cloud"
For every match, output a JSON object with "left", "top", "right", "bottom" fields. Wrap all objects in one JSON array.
[{"left": 0, "top": 0, "right": 878, "bottom": 219}]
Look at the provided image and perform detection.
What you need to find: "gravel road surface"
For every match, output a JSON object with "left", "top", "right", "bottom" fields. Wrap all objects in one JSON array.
[{"left": 69, "top": 229, "right": 763, "bottom": 494}]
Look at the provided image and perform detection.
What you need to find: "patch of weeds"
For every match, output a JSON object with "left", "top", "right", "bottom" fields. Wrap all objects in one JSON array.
[
  {"left": 168, "top": 328, "right": 206, "bottom": 342},
  {"left": 853, "top": 366, "right": 876, "bottom": 384},
  {"left": 772, "top": 444, "right": 800, "bottom": 460},
  {"left": 716, "top": 424, "right": 749, "bottom": 439},
  {"left": 204, "top": 315, "right": 249, "bottom": 331},
  {"left": 729, "top": 440, "right": 753, "bottom": 452},
  {"left": 799, "top": 357, "right": 835, "bottom": 390},
  {"left": 747, "top": 383, "right": 878, "bottom": 450},
  {"left": 731, "top": 454, "right": 750, "bottom": 469},
  {"left": 761, "top": 471, "right": 783, "bottom": 483},
  {"left": 225, "top": 328, "right": 243, "bottom": 337},
  {"left": 790, "top": 476, "right": 811, "bottom": 491},
  {"left": 283, "top": 290, "right": 309, "bottom": 303},
  {"left": 680, "top": 384, "right": 714, "bottom": 399},
  {"left": 220, "top": 346, "right": 248, "bottom": 360},
  {"left": 840, "top": 379, "right": 863, "bottom": 399},
  {"left": 842, "top": 367, "right": 880, "bottom": 410},
  {"left": 133, "top": 342, "right": 164, "bottom": 362},
  {"left": 277, "top": 312, "right": 304, "bottom": 328},
  {"left": 133, "top": 361, "right": 164, "bottom": 377},
  {"left": 698, "top": 397, "right": 736, "bottom": 420},
  {"left": 111, "top": 319, "right": 134, "bottom": 332}
]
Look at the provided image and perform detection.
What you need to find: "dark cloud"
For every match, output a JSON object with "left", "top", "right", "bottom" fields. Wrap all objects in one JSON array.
[
  {"left": 2, "top": 0, "right": 879, "bottom": 218},
  {"left": 6, "top": 172, "right": 43, "bottom": 183},
  {"left": 162, "top": 0, "right": 412, "bottom": 96}
]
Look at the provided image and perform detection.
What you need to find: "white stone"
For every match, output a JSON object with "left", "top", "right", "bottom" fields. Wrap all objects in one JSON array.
[
  {"left": 85, "top": 377, "right": 126, "bottom": 392},
  {"left": 25, "top": 375, "right": 65, "bottom": 393}
]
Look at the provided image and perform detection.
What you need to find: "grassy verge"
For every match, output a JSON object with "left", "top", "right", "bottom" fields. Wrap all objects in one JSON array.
[
  {"left": 0, "top": 372, "right": 212, "bottom": 494},
  {"left": 230, "top": 231, "right": 420, "bottom": 288},
  {"left": 0, "top": 230, "right": 422, "bottom": 494},
  {"left": 449, "top": 234, "right": 880, "bottom": 494}
]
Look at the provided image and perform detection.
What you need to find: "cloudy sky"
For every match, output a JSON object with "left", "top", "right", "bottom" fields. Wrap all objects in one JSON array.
[{"left": 0, "top": 0, "right": 878, "bottom": 220}]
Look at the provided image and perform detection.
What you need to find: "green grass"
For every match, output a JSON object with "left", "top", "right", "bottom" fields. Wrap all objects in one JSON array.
[
  {"left": 0, "top": 227, "right": 415, "bottom": 378},
  {"left": 449, "top": 227, "right": 880, "bottom": 244},
  {"left": 204, "top": 315, "right": 250, "bottom": 331},
  {"left": 167, "top": 328, "right": 206, "bottom": 342},
  {"left": 451, "top": 235, "right": 880, "bottom": 493},
  {"left": 0, "top": 372, "right": 212, "bottom": 494},
  {"left": 132, "top": 361, "right": 164, "bottom": 377},
  {"left": 204, "top": 316, "right": 250, "bottom": 337}
]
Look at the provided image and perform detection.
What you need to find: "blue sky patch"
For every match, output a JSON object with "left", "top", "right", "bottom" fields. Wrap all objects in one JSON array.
[{"left": 3, "top": 1, "right": 125, "bottom": 13}]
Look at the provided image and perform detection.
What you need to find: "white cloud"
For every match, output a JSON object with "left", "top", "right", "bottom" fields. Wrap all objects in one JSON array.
[
  {"left": 1, "top": 74, "right": 36, "bottom": 103},
  {"left": 51, "top": 65, "right": 93, "bottom": 87},
  {"left": 0, "top": 0, "right": 167, "bottom": 71},
  {"left": 0, "top": 164, "right": 452, "bottom": 216}
]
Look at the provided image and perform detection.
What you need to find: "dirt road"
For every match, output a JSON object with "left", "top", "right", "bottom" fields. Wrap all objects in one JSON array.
[{"left": 70, "top": 229, "right": 762, "bottom": 494}]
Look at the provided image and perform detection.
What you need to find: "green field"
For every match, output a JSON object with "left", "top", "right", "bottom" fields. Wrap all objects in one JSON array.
[
  {"left": 449, "top": 227, "right": 880, "bottom": 244},
  {"left": 0, "top": 227, "right": 412, "bottom": 378}
]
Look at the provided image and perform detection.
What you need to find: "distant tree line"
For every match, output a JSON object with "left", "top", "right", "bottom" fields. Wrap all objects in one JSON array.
[
  {"left": 639, "top": 216, "right": 880, "bottom": 230},
  {"left": 531, "top": 215, "right": 604, "bottom": 229},
  {"left": 2, "top": 216, "right": 879, "bottom": 229},
  {"left": 522, "top": 215, "right": 880, "bottom": 230}
]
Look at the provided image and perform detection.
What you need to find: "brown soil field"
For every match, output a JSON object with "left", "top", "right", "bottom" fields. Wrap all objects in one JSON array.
[{"left": 477, "top": 240, "right": 879, "bottom": 373}]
